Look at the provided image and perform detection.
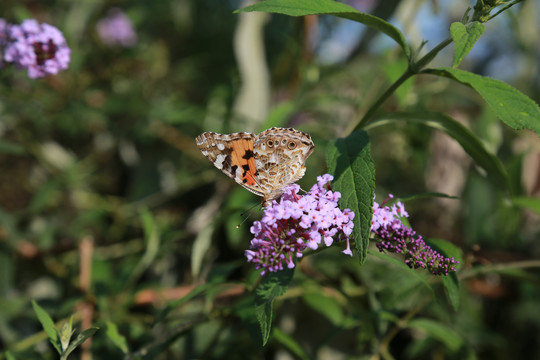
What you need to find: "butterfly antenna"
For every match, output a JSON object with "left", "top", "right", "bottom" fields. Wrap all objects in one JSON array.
[{"left": 236, "top": 202, "right": 262, "bottom": 228}]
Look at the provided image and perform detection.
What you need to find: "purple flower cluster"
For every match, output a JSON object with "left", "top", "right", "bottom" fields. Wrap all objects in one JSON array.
[
  {"left": 97, "top": 8, "right": 137, "bottom": 47},
  {"left": 245, "top": 174, "right": 355, "bottom": 276},
  {"left": 372, "top": 195, "right": 459, "bottom": 276},
  {"left": 2, "top": 19, "right": 70, "bottom": 78}
]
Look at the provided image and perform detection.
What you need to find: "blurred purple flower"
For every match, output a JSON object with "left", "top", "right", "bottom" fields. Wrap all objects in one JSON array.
[
  {"left": 372, "top": 195, "right": 459, "bottom": 276},
  {"left": 245, "top": 174, "right": 355, "bottom": 276},
  {"left": 3, "top": 19, "right": 70, "bottom": 78},
  {"left": 0, "top": 18, "right": 8, "bottom": 66},
  {"left": 97, "top": 8, "right": 137, "bottom": 47}
]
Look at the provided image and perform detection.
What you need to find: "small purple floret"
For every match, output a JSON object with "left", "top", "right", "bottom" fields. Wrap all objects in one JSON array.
[
  {"left": 245, "top": 174, "right": 355, "bottom": 276},
  {"left": 371, "top": 195, "right": 459, "bottom": 276}
]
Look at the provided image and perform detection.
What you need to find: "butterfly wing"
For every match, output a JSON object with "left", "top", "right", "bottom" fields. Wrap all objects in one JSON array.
[
  {"left": 195, "top": 131, "right": 265, "bottom": 197},
  {"left": 253, "top": 127, "right": 315, "bottom": 203}
]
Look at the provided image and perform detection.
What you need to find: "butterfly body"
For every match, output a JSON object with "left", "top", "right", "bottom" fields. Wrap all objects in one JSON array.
[{"left": 195, "top": 127, "right": 314, "bottom": 206}]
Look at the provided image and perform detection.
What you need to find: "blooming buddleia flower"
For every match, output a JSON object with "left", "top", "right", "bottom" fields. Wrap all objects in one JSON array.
[
  {"left": 372, "top": 195, "right": 459, "bottom": 276},
  {"left": 97, "top": 8, "right": 137, "bottom": 47},
  {"left": 4, "top": 19, "right": 70, "bottom": 78},
  {"left": 245, "top": 174, "right": 355, "bottom": 276}
]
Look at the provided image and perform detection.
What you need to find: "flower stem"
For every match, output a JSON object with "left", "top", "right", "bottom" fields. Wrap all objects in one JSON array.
[{"left": 351, "top": 35, "right": 453, "bottom": 132}]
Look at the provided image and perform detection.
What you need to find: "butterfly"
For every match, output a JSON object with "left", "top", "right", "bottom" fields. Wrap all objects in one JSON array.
[{"left": 195, "top": 127, "right": 314, "bottom": 206}]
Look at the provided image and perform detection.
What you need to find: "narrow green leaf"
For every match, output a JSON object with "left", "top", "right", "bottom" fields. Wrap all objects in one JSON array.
[
  {"left": 4, "top": 351, "right": 16, "bottom": 360},
  {"left": 450, "top": 22, "right": 485, "bottom": 67},
  {"left": 126, "top": 209, "right": 161, "bottom": 287},
  {"left": 424, "top": 67, "right": 540, "bottom": 135},
  {"left": 512, "top": 196, "right": 540, "bottom": 215},
  {"left": 398, "top": 192, "right": 460, "bottom": 202},
  {"left": 408, "top": 319, "right": 463, "bottom": 351},
  {"left": 302, "top": 293, "right": 344, "bottom": 326},
  {"left": 425, "top": 238, "right": 463, "bottom": 311},
  {"left": 63, "top": 327, "right": 99, "bottom": 359},
  {"left": 236, "top": 0, "right": 410, "bottom": 59},
  {"left": 0, "top": 140, "right": 25, "bottom": 155},
  {"left": 31, "top": 300, "right": 62, "bottom": 355},
  {"left": 273, "top": 327, "right": 310, "bottom": 360},
  {"left": 366, "top": 112, "right": 512, "bottom": 192},
  {"left": 326, "top": 131, "right": 376, "bottom": 263},
  {"left": 255, "top": 268, "right": 294, "bottom": 346},
  {"left": 106, "top": 321, "right": 129, "bottom": 354}
]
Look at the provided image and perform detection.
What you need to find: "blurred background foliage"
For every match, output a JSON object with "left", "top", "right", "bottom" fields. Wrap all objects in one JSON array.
[{"left": 0, "top": 0, "right": 539, "bottom": 359}]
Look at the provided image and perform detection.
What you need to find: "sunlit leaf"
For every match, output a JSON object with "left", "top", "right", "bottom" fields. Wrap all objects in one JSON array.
[
  {"left": 31, "top": 300, "right": 62, "bottom": 355},
  {"left": 63, "top": 327, "right": 99, "bottom": 359},
  {"left": 236, "top": 0, "right": 410, "bottom": 59},
  {"left": 512, "top": 196, "right": 540, "bottom": 215},
  {"left": 424, "top": 68, "right": 540, "bottom": 135},
  {"left": 450, "top": 22, "right": 485, "bottom": 67}
]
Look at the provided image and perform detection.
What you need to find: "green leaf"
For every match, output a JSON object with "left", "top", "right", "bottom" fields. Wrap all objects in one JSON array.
[
  {"left": 408, "top": 319, "right": 463, "bottom": 351},
  {"left": 273, "top": 327, "right": 310, "bottom": 360},
  {"left": 0, "top": 140, "right": 25, "bottom": 155},
  {"left": 302, "top": 293, "right": 344, "bottom": 326},
  {"left": 398, "top": 192, "right": 460, "bottom": 202},
  {"left": 512, "top": 196, "right": 540, "bottom": 215},
  {"left": 106, "top": 321, "right": 129, "bottom": 354},
  {"left": 236, "top": 0, "right": 410, "bottom": 59},
  {"left": 425, "top": 238, "right": 463, "bottom": 311},
  {"left": 62, "top": 327, "right": 99, "bottom": 359},
  {"left": 366, "top": 112, "right": 512, "bottom": 192},
  {"left": 126, "top": 209, "right": 161, "bottom": 287},
  {"left": 31, "top": 300, "right": 62, "bottom": 355},
  {"left": 326, "top": 130, "right": 375, "bottom": 263},
  {"left": 255, "top": 268, "right": 294, "bottom": 346},
  {"left": 59, "top": 317, "right": 74, "bottom": 352},
  {"left": 368, "top": 249, "right": 435, "bottom": 298},
  {"left": 450, "top": 22, "right": 485, "bottom": 67},
  {"left": 424, "top": 67, "right": 540, "bottom": 135},
  {"left": 4, "top": 351, "right": 16, "bottom": 360}
]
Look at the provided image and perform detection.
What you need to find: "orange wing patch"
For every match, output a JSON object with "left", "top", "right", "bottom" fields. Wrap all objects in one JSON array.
[{"left": 229, "top": 139, "right": 258, "bottom": 186}]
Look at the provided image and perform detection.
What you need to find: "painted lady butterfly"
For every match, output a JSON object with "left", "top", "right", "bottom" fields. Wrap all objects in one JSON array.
[{"left": 195, "top": 127, "right": 315, "bottom": 206}]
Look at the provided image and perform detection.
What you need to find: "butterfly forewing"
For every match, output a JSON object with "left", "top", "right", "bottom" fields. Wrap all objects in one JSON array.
[
  {"left": 195, "top": 131, "right": 265, "bottom": 196},
  {"left": 195, "top": 127, "right": 315, "bottom": 205}
]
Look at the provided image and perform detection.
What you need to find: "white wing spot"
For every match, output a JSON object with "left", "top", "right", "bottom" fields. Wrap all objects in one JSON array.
[
  {"left": 217, "top": 143, "right": 225, "bottom": 151},
  {"left": 211, "top": 143, "right": 216, "bottom": 147},
  {"left": 215, "top": 154, "right": 227, "bottom": 169}
]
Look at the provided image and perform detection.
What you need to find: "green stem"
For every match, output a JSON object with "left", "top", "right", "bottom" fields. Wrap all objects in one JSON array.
[
  {"left": 352, "top": 36, "right": 454, "bottom": 132},
  {"left": 485, "top": 0, "right": 523, "bottom": 22},
  {"left": 458, "top": 259, "right": 540, "bottom": 280}
]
